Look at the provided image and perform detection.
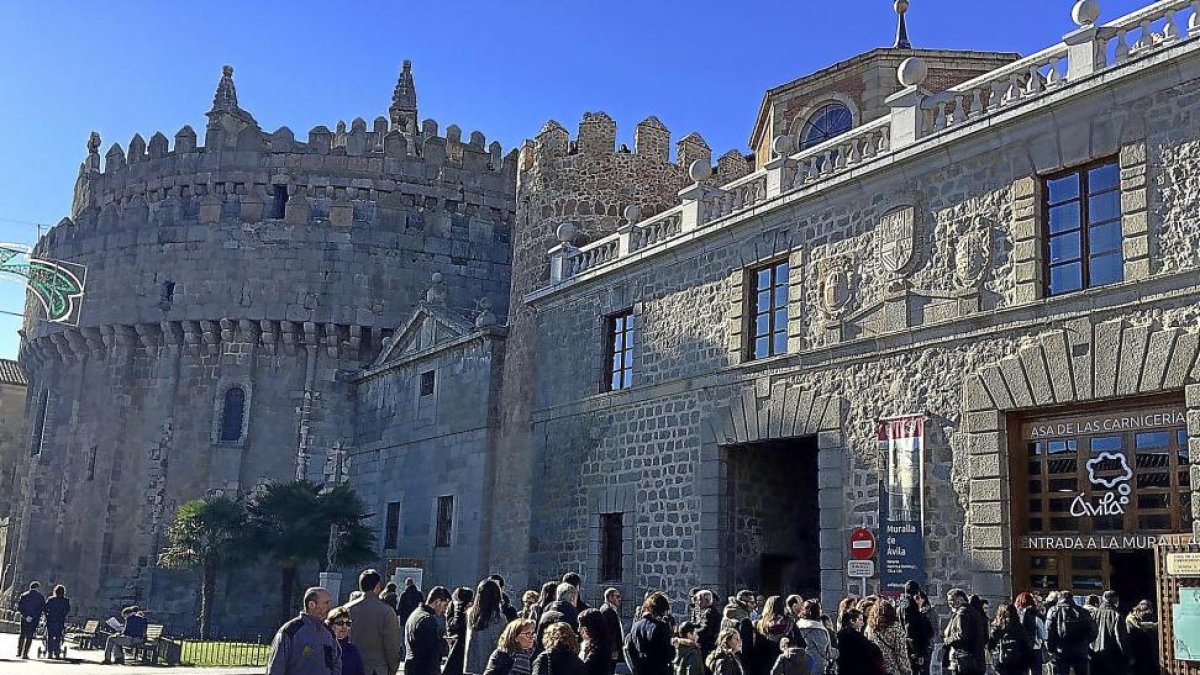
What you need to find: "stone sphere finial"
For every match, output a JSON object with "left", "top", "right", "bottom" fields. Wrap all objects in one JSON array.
[
  {"left": 897, "top": 56, "right": 928, "bottom": 87},
  {"left": 1071, "top": 0, "right": 1100, "bottom": 26},
  {"left": 223, "top": 64, "right": 234, "bottom": 77},
  {"left": 771, "top": 135, "right": 795, "bottom": 157},
  {"left": 688, "top": 160, "right": 713, "bottom": 183},
  {"left": 894, "top": 0, "right": 909, "bottom": 13},
  {"left": 431, "top": 271, "right": 443, "bottom": 284},
  {"left": 556, "top": 222, "right": 579, "bottom": 244},
  {"left": 623, "top": 205, "right": 642, "bottom": 222}
]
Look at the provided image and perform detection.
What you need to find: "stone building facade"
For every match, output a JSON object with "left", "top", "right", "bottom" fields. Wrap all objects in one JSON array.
[
  {"left": 0, "top": 359, "right": 28, "bottom": 592},
  {"left": 524, "top": 1, "right": 1200, "bottom": 612},
  {"left": 5, "top": 0, "right": 1199, "bottom": 639},
  {"left": 2, "top": 63, "right": 518, "bottom": 633}
]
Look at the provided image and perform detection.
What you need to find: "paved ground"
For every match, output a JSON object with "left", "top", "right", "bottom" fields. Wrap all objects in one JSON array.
[{"left": 0, "top": 633, "right": 261, "bottom": 674}]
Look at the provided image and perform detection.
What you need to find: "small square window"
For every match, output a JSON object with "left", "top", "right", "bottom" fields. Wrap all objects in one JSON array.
[{"left": 420, "top": 371, "right": 436, "bottom": 397}]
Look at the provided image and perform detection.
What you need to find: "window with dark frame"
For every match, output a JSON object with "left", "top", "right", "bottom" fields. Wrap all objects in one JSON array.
[
  {"left": 384, "top": 501, "right": 402, "bottom": 549},
  {"left": 270, "top": 185, "right": 288, "bottom": 219},
  {"left": 604, "top": 310, "right": 635, "bottom": 392},
  {"left": 420, "top": 371, "right": 436, "bottom": 397},
  {"left": 219, "top": 387, "right": 246, "bottom": 442},
  {"left": 435, "top": 495, "right": 454, "bottom": 548},
  {"left": 86, "top": 445, "right": 98, "bottom": 481},
  {"left": 1044, "top": 159, "right": 1123, "bottom": 296},
  {"left": 600, "top": 513, "right": 623, "bottom": 581},
  {"left": 748, "top": 260, "right": 790, "bottom": 361}
]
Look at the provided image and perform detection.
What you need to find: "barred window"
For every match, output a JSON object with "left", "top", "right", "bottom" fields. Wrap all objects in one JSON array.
[
  {"left": 1044, "top": 159, "right": 1123, "bottom": 296},
  {"left": 600, "top": 513, "right": 624, "bottom": 581},
  {"left": 604, "top": 310, "right": 635, "bottom": 392},
  {"left": 29, "top": 390, "right": 48, "bottom": 456},
  {"left": 420, "top": 371, "right": 436, "bottom": 397},
  {"left": 748, "top": 260, "right": 789, "bottom": 360}
]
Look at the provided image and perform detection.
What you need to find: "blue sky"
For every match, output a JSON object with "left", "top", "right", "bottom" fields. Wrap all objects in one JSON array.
[{"left": 0, "top": 0, "right": 1148, "bottom": 360}]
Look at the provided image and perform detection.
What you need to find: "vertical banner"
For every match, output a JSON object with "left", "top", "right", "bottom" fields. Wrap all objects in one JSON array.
[{"left": 878, "top": 415, "right": 926, "bottom": 596}]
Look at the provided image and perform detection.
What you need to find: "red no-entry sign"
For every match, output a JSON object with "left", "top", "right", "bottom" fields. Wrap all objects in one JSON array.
[{"left": 849, "top": 527, "right": 876, "bottom": 560}]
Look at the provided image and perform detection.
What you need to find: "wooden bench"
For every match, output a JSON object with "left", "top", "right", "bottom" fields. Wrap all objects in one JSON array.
[
  {"left": 66, "top": 620, "right": 104, "bottom": 650},
  {"left": 126, "top": 624, "right": 165, "bottom": 665}
]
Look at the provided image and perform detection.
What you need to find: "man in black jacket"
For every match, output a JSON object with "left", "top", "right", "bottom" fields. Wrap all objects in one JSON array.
[
  {"left": 1090, "top": 591, "right": 1129, "bottom": 675},
  {"left": 625, "top": 592, "right": 674, "bottom": 675},
  {"left": 405, "top": 586, "right": 451, "bottom": 675},
  {"left": 15, "top": 581, "right": 45, "bottom": 659},
  {"left": 1048, "top": 591, "right": 1097, "bottom": 675},
  {"left": 944, "top": 588, "right": 985, "bottom": 675},
  {"left": 899, "top": 581, "right": 934, "bottom": 675},
  {"left": 692, "top": 590, "right": 721, "bottom": 663},
  {"left": 599, "top": 588, "right": 625, "bottom": 674}
]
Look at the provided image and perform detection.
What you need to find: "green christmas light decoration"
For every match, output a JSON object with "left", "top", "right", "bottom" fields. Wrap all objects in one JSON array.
[{"left": 0, "top": 244, "right": 87, "bottom": 325}]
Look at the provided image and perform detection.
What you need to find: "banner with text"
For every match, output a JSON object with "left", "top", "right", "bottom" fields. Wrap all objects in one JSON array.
[{"left": 878, "top": 415, "right": 926, "bottom": 596}]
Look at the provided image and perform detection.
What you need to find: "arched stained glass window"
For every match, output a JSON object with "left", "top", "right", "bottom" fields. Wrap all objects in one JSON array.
[
  {"left": 800, "top": 103, "right": 854, "bottom": 151},
  {"left": 219, "top": 386, "right": 245, "bottom": 442}
]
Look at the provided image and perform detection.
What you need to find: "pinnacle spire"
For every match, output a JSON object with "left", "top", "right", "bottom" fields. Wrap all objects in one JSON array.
[
  {"left": 893, "top": 0, "right": 912, "bottom": 49},
  {"left": 390, "top": 60, "right": 418, "bottom": 132},
  {"left": 207, "top": 65, "right": 256, "bottom": 125}
]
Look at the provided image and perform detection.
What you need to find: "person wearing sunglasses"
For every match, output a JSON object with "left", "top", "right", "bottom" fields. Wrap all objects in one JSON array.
[{"left": 328, "top": 606, "right": 366, "bottom": 675}]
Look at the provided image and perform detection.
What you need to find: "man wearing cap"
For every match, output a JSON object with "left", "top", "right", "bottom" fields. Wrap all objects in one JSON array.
[{"left": 267, "top": 586, "right": 341, "bottom": 675}]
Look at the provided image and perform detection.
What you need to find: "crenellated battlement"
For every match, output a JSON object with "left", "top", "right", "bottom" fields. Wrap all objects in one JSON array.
[
  {"left": 66, "top": 65, "right": 518, "bottom": 236},
  {"left": 521, "top": 111, "right": 752, "bottom": 185}
]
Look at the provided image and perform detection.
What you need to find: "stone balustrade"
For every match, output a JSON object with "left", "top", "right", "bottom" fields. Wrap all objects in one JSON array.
[{"left": 541, "top": 0, "right": 1200, "bottom": 289}]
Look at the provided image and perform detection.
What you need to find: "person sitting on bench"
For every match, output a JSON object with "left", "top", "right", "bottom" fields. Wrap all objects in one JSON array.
[{"left": 102, "top": 606, "right": 148, "bottom": 665}]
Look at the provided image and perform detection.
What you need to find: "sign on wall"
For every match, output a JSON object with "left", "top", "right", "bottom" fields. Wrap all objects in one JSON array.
[{"left": 878, "top": 415, "right": 926, "bottom": 596}]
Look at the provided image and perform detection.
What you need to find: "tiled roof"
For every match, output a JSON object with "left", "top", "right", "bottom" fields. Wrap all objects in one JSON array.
[{"left": 0, "top": 359, "right": 27, "bottom": 387}]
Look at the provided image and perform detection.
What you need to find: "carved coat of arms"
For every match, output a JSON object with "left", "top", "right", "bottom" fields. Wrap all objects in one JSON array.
[
  {"left": 819, "top": 256, "right": 854, "bottom": 320},
  {"left": 878, "top": 206, "right": 917, "bottom": 278},
  {"left": 954, "top": 217, "right": 993, "bottom": 291}
]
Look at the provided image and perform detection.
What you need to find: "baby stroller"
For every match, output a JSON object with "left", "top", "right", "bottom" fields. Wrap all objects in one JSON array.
[{"left": 34, "top": 617, "right": 69, "bottom": 660}]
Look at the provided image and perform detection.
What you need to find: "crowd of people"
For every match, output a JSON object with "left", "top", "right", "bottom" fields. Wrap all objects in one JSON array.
[{"left": 266, "top": 572, "right": 1161, "bottom": 675}]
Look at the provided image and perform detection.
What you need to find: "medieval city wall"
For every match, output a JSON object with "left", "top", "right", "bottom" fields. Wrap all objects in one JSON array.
[{"left": 525, "top": 45, "right": 1200, "bottom": 611}]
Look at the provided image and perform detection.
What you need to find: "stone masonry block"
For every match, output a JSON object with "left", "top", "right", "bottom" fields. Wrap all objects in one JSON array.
[
  {"left": 1120, "top": 142, "right": 1147, "bottom": 166},
  {"left": 1012, "top": 176, "right": 1037, "bottom": 199},
  {"left": 999, "top": 357, "right": 1034, "bottom": 408},
  {"left": 964, "top": 377, "right": 995, "bottom": 413},
  {"left": 970, "top": 549, "right": 1008, "bottom": 573},
  {"left": 969, "top": 478, "right": 1003, "bottom": 502},
  {"left": 1122, "top": 234, "right": 1149, "bottom": 261},
  {"left": 1014, "top": 261, "right": 1042, "bottom": 284},
  {"left": 967, "top": 525, "right": 1004, "bottom": 549},
  {"left": 1187, "top": 384, "right": 1200, "bottom": 408},
  {"left": 1040, "top": 331, "right": 1075, "bottom": 403},
  {"left": 1124, "top": 258, "right": 1151, "bottom": 281},
  {"left": 1165, "top": 331, "right": 1199, "bottom": 389},
  {"left": 1011, "top": 217, "right": 1038, "bottom": 243},
  {"left": 967, "top": 454, "right": 1002, "bottom": 480},
  {"left": 1013, "top": 283, "right": 1040, "bottom": 305},
  {"left": 1121, "top": 212, "right": 1149, "bottom": 237},
  {"left": 969, "top": 502, "right": 1005, "bottom": 526},
  {"left": 1013, "top": 240, "right": 1039, "bottom": 262},
  {"left": 1121, "top": 189, "right": 1147, "bottom": 215},
  {"left": 964, "top": 410, "right": 1004, "bottom": 433},
  {"left": 817, "top": 431, "right": 841, "bottom": 450},
  {"left": 1116, "top": 325, "right": 1150, "bottom": 396},
  {"left": 1140, "top": 330, "right": 1177, "bottom": 394},
  {"left": 1020, "top": 346, "right": 1054, "bottom": 406}
]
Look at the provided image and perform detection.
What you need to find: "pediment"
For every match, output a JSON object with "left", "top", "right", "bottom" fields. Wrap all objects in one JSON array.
[{"left": 371, "top": 303, "right": 475, "bottom": 368}]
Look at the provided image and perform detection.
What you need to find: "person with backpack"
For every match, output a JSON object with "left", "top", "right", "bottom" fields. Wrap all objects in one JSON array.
[
  {"left": 986, "top": 604, "right": 1032, "bottom": 675},
  {"left": 1014, "top": 593, "right": 1047, "bottom": 675},
  {"left": 898, "top": 582, "right": 933, "bottom": 675},
  {"left": 794, "top": 600, "right": 838, "bottom": 675},
  {"left": 1089, "top": 591, "right": 1129, "bottom": 675},
  {"left": 1047, "top": 592, "right": 1096, "bottom": 675}
]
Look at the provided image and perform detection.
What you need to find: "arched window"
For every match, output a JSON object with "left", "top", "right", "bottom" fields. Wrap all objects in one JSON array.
[
  {"left": 219, "top": 387, "right": 246, "bottom": 442},
  {"left": 799, "top": 103, "right": 854, "bottom": 150}
]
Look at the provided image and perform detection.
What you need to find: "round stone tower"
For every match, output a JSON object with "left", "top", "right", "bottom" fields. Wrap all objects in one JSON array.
[
  {"left": 492, "top": 112, "right": 732, "bottom": 585},
  {"left": 5, "top": 64, "right": 517, "bottom": 633}
]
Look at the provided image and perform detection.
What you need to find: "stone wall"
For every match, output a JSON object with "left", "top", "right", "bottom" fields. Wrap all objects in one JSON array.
[{"left": 526, "top": 43, "right": 1200, "bottom": 612}]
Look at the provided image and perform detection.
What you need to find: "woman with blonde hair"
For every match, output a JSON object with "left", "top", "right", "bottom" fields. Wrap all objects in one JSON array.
[
  {"left": 746, "top": 596, "right": 796, "bottom": 675},
  {"left": 483, "top": 619, "right": 537, "bottom": 675},
  {"left": 866, "top": 600, "right": 910, "bottom": 675},
  {"left": 705, "top": 628, "right": 745, "bottom": 675},
  {"left": 532, "top": 622, "right": 584, "bottom": 675}
]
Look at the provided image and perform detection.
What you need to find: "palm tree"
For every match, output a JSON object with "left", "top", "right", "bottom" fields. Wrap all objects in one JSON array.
[
  {"left": 158, "top": 496, "right": 249, "bottom": 639},
  {"left": 248, "top": 480, "right": 377, "bottom": 623}
]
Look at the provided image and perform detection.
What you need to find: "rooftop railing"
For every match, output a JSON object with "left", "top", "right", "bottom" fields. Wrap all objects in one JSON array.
[{"left": 547, "top": 0, "right": 1200, "bottom": 286}]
